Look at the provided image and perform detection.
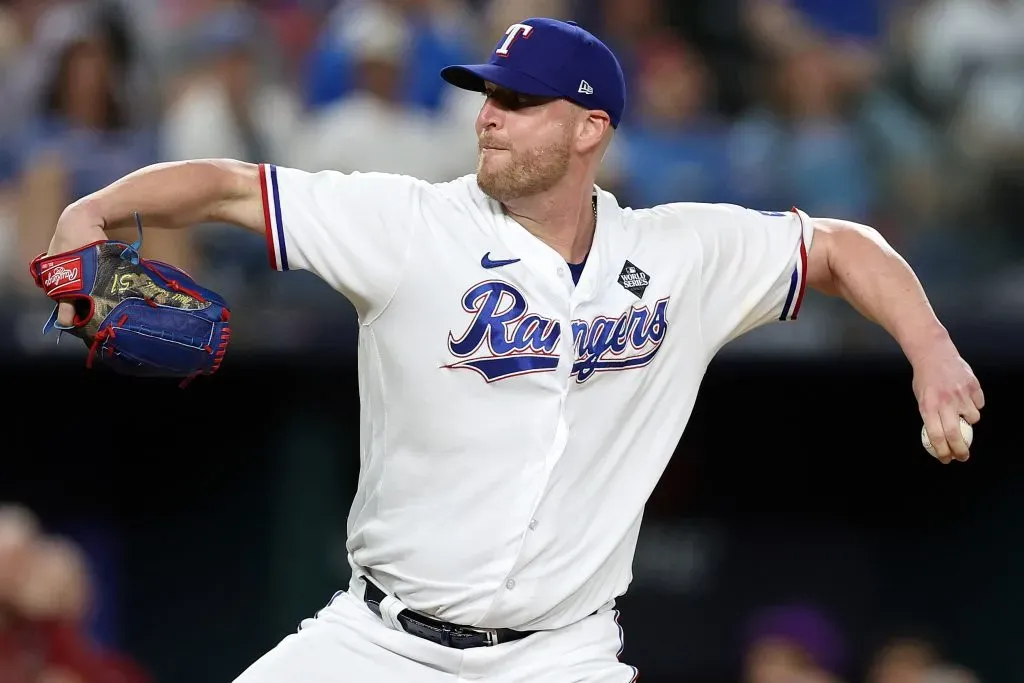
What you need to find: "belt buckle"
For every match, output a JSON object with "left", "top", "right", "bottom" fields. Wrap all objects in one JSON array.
[
  {"left": 464, "top": 625, "right": 498, "bottom": 647},
  {"left": 442, "top": 623, "right": 498, "bottom": 649}
]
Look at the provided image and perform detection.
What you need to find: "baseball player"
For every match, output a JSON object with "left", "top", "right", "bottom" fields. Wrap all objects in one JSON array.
[{"left": 40, "top": 17, "right": 984, "bottom": 683}]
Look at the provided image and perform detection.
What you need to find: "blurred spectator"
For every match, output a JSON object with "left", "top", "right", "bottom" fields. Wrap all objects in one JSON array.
[
  {"left": 158, "top": 2, "right": 303, "bottom": 279},
  {"left": 254, "top": 0, "right": 325, "bottom": 78},
  {"left": 288, "top": 0, "right": 475, "bottom": 180},
  {"left": 866, "top": 637, "right": 980, "bottom": 683},
  {"left": 657, "top": 0, "right": 760, "bottom": 117},
  {"left": 907, "top": 0, "right": 1024, "bottom": 161},
  {"left": 743, "top": 0, "right": 883, "bottom": 95},
  {"left": 10, "top": 6, "right": 186, "bottom": 289},
  {"left": 15, "top": 536, "right": 93, "bottom": 627},
  {"left": 579, "top": 0, "right": 661, "bottom": 126},
  {"left": 0, "top": 0, "right": 76, "bottom": 158},
  {"left": 0, "top": 505, "right": 41, "bottom": 612},
  {"left": 906, "top": 0, "right": 1024, "bottom": 256},
  {"left": 0, "top": 504, "right": 151, "bottom": 683},
  {"left": 302, "top": 0, "right": 478, "bottom": 114},
  {"left": 743, "top": 604, "right": 847, "bottom": 683},
  {"left": 729, "top": 39, "right": 876, "bottom": 220},
  {"left": 159, "top": 2, "right": 300, "bottom": 167},
  {"left": 741, "top": 0, "right": 980, "bottom": 279},
  {"left": 0, "top": 0, "right": 74, "bottom": 288},
  {"left": 605, "top": 34, "right": 735, "bottom": 209}
]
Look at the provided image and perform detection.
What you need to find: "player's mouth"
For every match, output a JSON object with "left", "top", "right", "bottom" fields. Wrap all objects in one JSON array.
[{"left": 479, "top": 139, "right": 510, "bottom": 151}]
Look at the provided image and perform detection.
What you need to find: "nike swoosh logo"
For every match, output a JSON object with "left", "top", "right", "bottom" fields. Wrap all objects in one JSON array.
[{"left": 481, "top": 252, "right": 521, "bottom": 269}]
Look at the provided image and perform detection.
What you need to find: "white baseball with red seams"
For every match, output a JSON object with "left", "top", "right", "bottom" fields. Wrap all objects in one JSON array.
[{"left": 922, "top": 417, "right": 973, "bottom": 457}]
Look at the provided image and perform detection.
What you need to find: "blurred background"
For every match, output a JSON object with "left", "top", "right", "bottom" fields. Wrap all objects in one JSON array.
[{"left": 0, "top": 0, "right": 1021, "bottom": 682}]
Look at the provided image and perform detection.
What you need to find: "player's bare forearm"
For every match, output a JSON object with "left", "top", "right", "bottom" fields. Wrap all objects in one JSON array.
[
  {"left": 806, "top": 217, "right": 983, "bottom": 462},
  {"left": 49, "top": 159, "right": 263, "bottom": 254},
  {"left": 805, "top": 217, "right": 954, "bottom": 365}
]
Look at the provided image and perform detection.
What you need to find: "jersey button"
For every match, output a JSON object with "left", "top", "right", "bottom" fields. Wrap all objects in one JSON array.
[
  {"left": 528, "top": 519, "right": 538, "bottom": 530},
  {"left": 505, "top": 579, "right": 516, "bottom": 590},
  {"left": 556, "top": 267, "right": 565, "bottom": 276}
]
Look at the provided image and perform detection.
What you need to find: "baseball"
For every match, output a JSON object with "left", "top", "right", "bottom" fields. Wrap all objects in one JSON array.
[{"left": 921, "top": 417, "right": 973, "bottom": 457}]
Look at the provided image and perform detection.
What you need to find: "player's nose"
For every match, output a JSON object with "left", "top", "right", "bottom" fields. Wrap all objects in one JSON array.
[{"left": 476, "top": 96, "right": 504, "bottom": 132}]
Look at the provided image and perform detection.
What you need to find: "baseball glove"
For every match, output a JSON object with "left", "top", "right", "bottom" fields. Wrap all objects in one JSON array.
[{"left": 29, "top": 213, "right": 231, "bottom": 385}]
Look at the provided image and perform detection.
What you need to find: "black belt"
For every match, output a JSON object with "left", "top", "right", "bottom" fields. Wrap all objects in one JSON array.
[{"left": 360, "top": 577, "right": 535, "bottom": 649}]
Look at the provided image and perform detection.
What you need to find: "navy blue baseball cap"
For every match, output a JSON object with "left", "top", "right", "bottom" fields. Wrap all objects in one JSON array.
[{"left": 440, "top": 18, "right": 626, "bottom": 128}]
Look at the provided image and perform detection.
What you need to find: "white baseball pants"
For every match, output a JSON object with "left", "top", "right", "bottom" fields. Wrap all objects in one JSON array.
[{"left": 232, "top": 584, "right": 639, "bottom": 683}]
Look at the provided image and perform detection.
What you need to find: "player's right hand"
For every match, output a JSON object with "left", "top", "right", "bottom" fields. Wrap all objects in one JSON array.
[{"left": 912, "top": 339, "right": 984, "bottom": 464}]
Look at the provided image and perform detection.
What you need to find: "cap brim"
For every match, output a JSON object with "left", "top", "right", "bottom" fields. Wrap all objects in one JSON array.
[{"left": 440, "top": 63, "right": 563, "bottom": 99}]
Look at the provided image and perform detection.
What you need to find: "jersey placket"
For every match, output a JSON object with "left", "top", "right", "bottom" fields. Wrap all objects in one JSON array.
[
  {"left": 479, "top": 209, "right": 609, "bottom": 623},
  {"left": 465, "top": 214, "right": 573, "bottom": 620}
]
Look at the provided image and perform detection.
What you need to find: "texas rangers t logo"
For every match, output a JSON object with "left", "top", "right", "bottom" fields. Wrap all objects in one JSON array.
[
  {"left": 446, "top": 281, "right": 669, "bottom": 383},
  {"left": 495, "top": 23, "right": 534, "bottom": 56}
]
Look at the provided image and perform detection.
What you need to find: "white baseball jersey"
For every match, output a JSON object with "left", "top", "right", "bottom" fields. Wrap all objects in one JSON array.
[{"left": 258, "top": 163, "right": 814, "bottom": 632}]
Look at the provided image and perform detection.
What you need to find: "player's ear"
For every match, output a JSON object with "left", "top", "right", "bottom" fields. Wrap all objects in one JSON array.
[{"left": 576, "top": 110, "right": 611, "bottom": 154}]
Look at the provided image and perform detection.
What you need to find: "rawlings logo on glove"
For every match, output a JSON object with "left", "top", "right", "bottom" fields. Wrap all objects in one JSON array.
[
  {"left": 29, "top": 213, "right": 232, "bottom": 386},
  {"left": 40, "top": 258, "right": 83, "bottom": 292}
]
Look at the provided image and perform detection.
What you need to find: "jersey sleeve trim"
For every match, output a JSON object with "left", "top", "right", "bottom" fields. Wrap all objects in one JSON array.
[
  {"left": 259, "top": 163, "right": 290, "bottom": 271},
  {"left": 778, "top": 207, "right": 809, "bottom": 321}
]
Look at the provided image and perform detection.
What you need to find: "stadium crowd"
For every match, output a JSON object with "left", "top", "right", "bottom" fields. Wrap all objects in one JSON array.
[
  {"left": 0, "top": 505, "right": 150, "bottom": 683},
  {"left": 0, "top": 0, "right": 1022, "bottom": 319}
]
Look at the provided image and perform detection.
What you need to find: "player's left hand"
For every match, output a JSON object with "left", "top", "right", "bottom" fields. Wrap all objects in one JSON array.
[{"left": 912, "top": 340, "right": 984, "bottom": 464}]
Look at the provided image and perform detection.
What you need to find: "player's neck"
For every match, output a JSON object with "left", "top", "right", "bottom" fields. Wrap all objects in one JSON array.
[{"left": 502, "top": 182, "right": 596, "bottom": 264}]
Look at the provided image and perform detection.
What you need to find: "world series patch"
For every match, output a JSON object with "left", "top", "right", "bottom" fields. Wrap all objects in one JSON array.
[{"left": 617, "top": 260, "right": 650, "bottom": 298}]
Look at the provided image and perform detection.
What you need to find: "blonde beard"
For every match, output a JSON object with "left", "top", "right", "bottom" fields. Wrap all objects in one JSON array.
[{"left": 476, "top": 138, "right": 571, "bottom": 203}]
